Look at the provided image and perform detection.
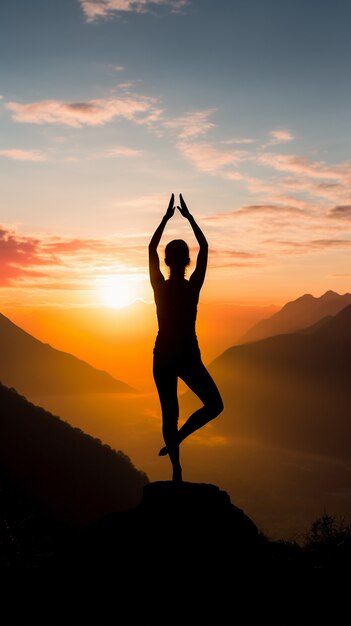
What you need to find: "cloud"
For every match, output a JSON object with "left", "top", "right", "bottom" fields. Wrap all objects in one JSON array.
[
  {"left": 163, "top": 108, "right": 249, "bottom": 175},
  {"left": 0, "top": 149, "right": 47, "bottom": 162},
  {"left": 246, "top": 152, "right": 351, "bottom": 209},
  {"left": 328, "top": 205, "right": 351, "bottom": 219},
  {"left": 5, "top": 95, "right": 162, "bottom": 128},
  {"left": 224, "top": 171, "right": 246, "bottom": 181},
  {"left": 113, "top": 191, "right": 168, "bottom": 210},
  {"left": 234, "top": 204, "right": 305, "bottom": 217},
  {"left": 203, "top": 204, "right": 305, "bottom": 226},
  {"left": 224, "top": 249, "right": 260, "bottom": 259},
  {"left": 164, "top": 109, "right": 216, "bottom": 140},
  {"left": 79, "top": 0, "right": 188, "bottom": 21},
  {"left": 240, "top": 169, "right": 351, "bottom": 208},
  {"left": 310, "top": 239, "right": 351, "bottom": 248},
  {"left": 262, "top": 238, "right": 351, "bottom": 254},
  {"left": 202, "top": 197, "right": 351, "bottom": 260},
  {"left": 262, "top": 193, "right": 315, "bottom": 212},
  {"left": 0, "top": 228, "right": 53, "bottom": 286},
  {"left": 221, "top": 138, "right": 255, "bottom": 145},
  {"left": 207, "top": 247, "right": 263, "bottom": 269},
  {"left": 224, "top": 173, "right": 311, "bottom": 208},
  {"left": 0, "top": 225, "right": 148, "bottom": 288},
  {"left": 178, "top": 141, "right": 247, "bottom": 173},
  {"left": 269, "top": 129, "right": 294, "bottom": 144},
  {"left": 165, "top": 116, "right": 351, "bottom": 214},
  {"left": 92, "top": 145, "right": 144, "bottom": 158},
  {"left": 173, "top": 124, "right": 348, "bottom": 211},
  {"left": 257, "top": 152, "right": 346, "bottom": 180}
]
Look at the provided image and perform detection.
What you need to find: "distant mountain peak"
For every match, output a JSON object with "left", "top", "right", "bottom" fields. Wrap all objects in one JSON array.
[
  {"left": 239, "top": 289, "right": 351, "bottom": 344},
  {"left": 297, "top": 293, "right": 314, "bottom": 301},
  {"left": 320, "top": 290, "right": 340, "bottom": 300}
]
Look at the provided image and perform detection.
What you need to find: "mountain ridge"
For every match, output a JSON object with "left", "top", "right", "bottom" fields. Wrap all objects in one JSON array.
[
  {"left": 0, "top": 311, "right": 134, "bottom": 395},
  {"left": 239, "top": 290, "right": 351, "bottom": 344},
  {"left": 207, "top": 304, "right": 351, "bottom": 458},
  {"left": 0, "top": 382, "right": 148, "bottom": 525}
]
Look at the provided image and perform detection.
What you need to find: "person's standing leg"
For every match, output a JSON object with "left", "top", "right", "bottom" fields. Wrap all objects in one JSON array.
[{"left": 153, "top": 363, "right": 182, "bottom": 482}]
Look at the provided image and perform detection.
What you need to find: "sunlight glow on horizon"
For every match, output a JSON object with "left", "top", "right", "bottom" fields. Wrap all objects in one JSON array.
[{"left": 97, "top": 274, "right": 142, "bottom": 309}]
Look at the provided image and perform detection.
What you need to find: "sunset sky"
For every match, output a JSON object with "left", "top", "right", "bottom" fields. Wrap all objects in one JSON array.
[{"left": 1, "top": 0, "right": 351, "bottom": 310}]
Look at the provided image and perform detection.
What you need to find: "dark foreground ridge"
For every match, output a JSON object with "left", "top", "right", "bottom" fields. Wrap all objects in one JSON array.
[
  {"left": 137, "top": 480, "right": 259, "bottom": 540},
  {"left": 0, "top": 382, "right": 148, "bottom": 524},
  {"left": 2, "top": 480, "right": 350, "bottom": 626}
]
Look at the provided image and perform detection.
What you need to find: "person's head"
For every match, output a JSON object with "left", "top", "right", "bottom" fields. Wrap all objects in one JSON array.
[{"left": 165, "top": 239, "right": 190, "bottom": 275}]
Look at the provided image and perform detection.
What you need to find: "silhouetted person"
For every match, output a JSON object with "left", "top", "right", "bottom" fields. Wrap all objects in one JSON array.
[{"left": 149, "top": 193, "right": 224, "bottom": 482}]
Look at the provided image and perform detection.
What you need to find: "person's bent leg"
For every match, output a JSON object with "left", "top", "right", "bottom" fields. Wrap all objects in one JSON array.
[
  {"left": 153, "top": 365, "right": 182, "bottom": 482},
  {"left": 177, "top": 360, "right": 223, "bottom": 444},
  {"left": 158, "top": 359, "right": 223, "bottom": 455}
]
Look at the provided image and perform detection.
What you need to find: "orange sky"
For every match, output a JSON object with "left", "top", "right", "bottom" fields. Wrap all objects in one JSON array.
[{"left": 3, "top": 300, "right": 279, "bottom": 390}]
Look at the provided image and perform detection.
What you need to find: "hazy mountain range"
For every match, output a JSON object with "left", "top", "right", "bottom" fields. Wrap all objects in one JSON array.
[
  {"left": 204, "top": 303, "right": 350, "bottom": 460},
  {"left": 0, "top": 382, "right": 148, "bottom": 525},
  {"left": 239, "top": 290, "right": 351, "bottom": 344},
  {"left": 0, "top": 312, "right": 133, "bottom": 396}
]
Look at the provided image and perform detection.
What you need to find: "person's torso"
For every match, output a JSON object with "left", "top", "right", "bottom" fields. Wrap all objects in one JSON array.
[{"left": 153, "top": 278, "right": 200, "bottom": 352}]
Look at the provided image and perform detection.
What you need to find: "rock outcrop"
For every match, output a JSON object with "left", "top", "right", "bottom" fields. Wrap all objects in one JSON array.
[{"left": 136, "top": 480, "right": 259, "bottom": 547}]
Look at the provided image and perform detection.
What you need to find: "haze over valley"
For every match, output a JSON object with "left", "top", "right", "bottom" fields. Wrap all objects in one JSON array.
[{"left": 2, "top": 290, "right": 350, "bottom": 540}]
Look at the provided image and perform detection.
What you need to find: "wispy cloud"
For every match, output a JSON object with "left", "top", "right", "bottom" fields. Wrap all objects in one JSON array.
[
  {"left": 247, "top": 152, "right": 351, "bottom": 211},
  {"left": 257, "top": 152, "right": 346, "bottom": 180},
  {"left": 331, "top": 273, "right": 351, "bottom": 277},
  {"left": 163, "top": 107, "right": 249, "bottom": 174},
  {"left": 79, "top": 0, "right": 188, "bottom": 22},
  {"left": 267, "top": 129, "right": 295, "bottom": 145},
  {"left": 113, "top": 191, "right": 168, "bottom": 210},
  {"left": 92, "top": 145, "right": 144, "bottom": 158},
  {"left": 0, "top": 149, "right": 47, "bottom": 162},
  {"left": 178, "top": 141, "right": 247, "bottom": 173},
  {"left": 0, "top": 225, "right": 147, "bottom": 288},
  {"left": 234, "top": 204, "right": 305, "bottom": 217},
  {"left": 166, "top": 114, "right": 350, "bottom": 213},
  {"left": 0, "top": 228, "right": 53, "bottom": 286},
  {"left": 166, "top": 115, "right": 351, "bottom": 259},
  {"left": 262, "top": 238, "right": 351, "bottom": 254},
  {"left": 203, "top": 204, "right": 305, "bottom": 224},
  {"left": 221, "top": 138, "right": 255, "bottom": 145},
  {"left": 164, "top": 109, "right": 216, "bottom": 139},
  {"left": 200, "top": 188, "right": 351, "bottom": 266},
  {"left": 209, "top": 248, "right": 263, "bottom": 268},
  {"left": 5, "top": 94, "right": 162, "bottom": 128},
  {"left": 328, "top": 205, "right": 351, "bottom": 219}
]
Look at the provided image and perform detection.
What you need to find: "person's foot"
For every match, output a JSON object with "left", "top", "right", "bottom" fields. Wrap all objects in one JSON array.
[
  {"left": 172, "top": 465, "right": 183, "bottom": 483},
  {"left": 158, "top": 445, "right": 168, "bottom": 457}
]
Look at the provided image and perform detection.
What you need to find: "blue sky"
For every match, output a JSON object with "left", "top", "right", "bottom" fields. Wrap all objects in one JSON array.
[{"left": 1, "top": 0, "right": 350, "bottom": 306}]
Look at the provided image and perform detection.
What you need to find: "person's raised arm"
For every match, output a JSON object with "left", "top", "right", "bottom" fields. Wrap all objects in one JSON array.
[
  {"left": 148, "top": 193, "right": 175, "bottom": 288},
  {"left": 177, "top": 193, "right": 208, "bottom": 289}
]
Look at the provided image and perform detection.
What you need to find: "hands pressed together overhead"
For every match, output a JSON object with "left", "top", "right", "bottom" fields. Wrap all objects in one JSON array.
[{"left": 165, "top": 193, "right": 191, "bottom": 220}]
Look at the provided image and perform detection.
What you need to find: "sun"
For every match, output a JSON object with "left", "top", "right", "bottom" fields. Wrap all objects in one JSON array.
[{"left": 98, "top": 275, "right": 138, "bottom": 309}]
